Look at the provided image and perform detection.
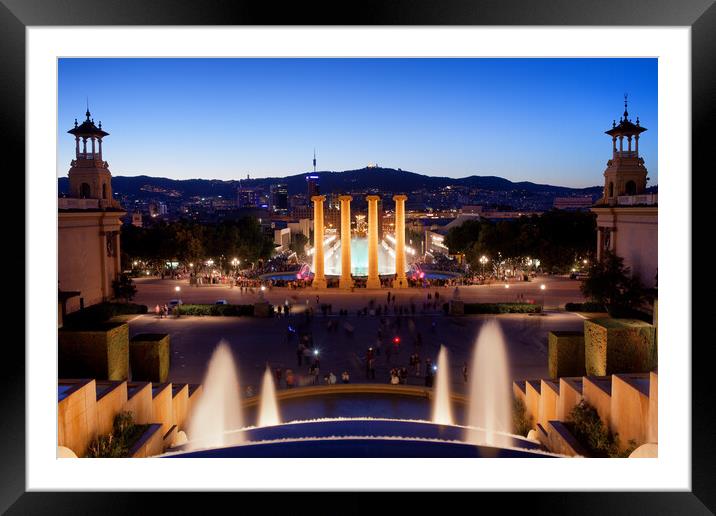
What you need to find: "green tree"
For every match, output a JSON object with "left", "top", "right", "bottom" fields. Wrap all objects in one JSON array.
[
  {"left": 444, "top": 219, "right": 482, "bottom": 254},
  {"left": 581, "top": 251, "right": 646, "bottom": 316},
  {"left": 112, "top": 274, "right": 137, "bottom": 302},
  {"left": 290, "top": 233, "right": 309, "bottom": 259}
]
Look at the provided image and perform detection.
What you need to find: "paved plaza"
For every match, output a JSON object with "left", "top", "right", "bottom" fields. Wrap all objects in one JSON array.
[
  {"left": 128, "top": 276, "right": 588, "bottom": 396},
  {"left": 132, "top": 274, "right": 585, "bottom": 311}
]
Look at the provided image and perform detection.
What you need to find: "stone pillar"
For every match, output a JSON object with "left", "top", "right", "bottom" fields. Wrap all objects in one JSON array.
[
  {"left": 366, "top": 195, "right": 381, "bottom": 289},
  {"left": 98, "top": 138, "right": 103, "bottom": 160},
  {"left": 339, "top": 195, "right": 353, "bottom": 289},
  {"left": 392, "top": 194, "right": 408, "bottom": 288},
  {"left": 311, "top": 195, "right": 327, "bottom": 289}
]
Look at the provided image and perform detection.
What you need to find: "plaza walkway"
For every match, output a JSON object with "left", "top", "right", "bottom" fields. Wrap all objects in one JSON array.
[{"left": 127, "top": 277, "right": 587, "bottom": 397}]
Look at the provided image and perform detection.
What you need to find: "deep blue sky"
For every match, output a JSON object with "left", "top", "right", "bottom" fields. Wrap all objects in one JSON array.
[{"left": 57, "top": 58, "right": 657, "bottom": 188}]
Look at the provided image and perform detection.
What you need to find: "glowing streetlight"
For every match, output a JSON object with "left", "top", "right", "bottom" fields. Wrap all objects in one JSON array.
[{"left": 540, "top": 283, "right": 546, "bottom": 309}]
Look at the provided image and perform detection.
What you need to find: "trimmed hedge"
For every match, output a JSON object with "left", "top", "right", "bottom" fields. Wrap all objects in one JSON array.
[
  {"left": 548, "top": 331, "right": 586, "bottom": 379},
  {"left": 64, "top": 302, "right": 148, "bottom": 329},
  {"left": 565, "top": 302, "right": 607, "bottom": 312},
  {"left": 463, "top": 303, "right": 542, "bottom": 314},
  {"left": 176, "top": 304, "right": 255, "bottom": 317}
]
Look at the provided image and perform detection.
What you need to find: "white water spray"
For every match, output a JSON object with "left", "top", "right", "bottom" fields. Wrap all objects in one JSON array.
[
  {"left": 465, "top": 320, "right": 512, "bottom": 447},
  {"left": 258, "top": 365, "right": 281, "bottom": 427},
  {"left": 431, "top": 345, "right": 454, "bottom": 425},
  {"left": 185, "top": 341, "right": 244, "bottom": 450}
]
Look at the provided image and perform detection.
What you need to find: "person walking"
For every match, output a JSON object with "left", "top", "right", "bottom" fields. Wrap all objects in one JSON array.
[
  {"left": 341, "top": 370, "right": 350, "bottom": 384},
  {"left": 462, "top": 362, "right": 469, "bottom": 384},
  {"left": 155, "top": 304, "right": 161, "bottom": 318},
  {"left": 285, "top": 369, "right": 295, "bottom": 388},
  {"left": 297, "top": 344, "right": 304, "bottom": 366},
  {"left": 275, "top": 367, "right": 283, "bottom": 388},
  {"left": 390, "top": 369, "right": 400, "bottom": 385},
  {"left": 425, "top": 358, "right": 434, "bottom": 387}
]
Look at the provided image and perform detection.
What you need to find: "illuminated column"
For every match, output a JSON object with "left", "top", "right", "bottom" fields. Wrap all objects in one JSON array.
[
  {"left": 339, "top": 195, "right": 353, "bottom": 289},
  {"left": 366, "top": 195, "right": 381, "bottom": 289},
  {"left": 393, "top": 194, "right": 408, "bottom": 288},
  {"left": 311, "top": 195, "right": 327, "bottom": 289}
]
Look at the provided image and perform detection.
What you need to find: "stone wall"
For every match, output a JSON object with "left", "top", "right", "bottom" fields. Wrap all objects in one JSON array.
[{"left": 58, "top": 380, "right": 98, "bottom": 457}]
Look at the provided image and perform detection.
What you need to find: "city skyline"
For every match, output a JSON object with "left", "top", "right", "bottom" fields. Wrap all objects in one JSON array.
[{"left": 58, "top": 58, "right": 658, "bottom": 188}]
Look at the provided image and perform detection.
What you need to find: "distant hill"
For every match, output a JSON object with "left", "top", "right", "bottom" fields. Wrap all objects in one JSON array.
[
  {"left": 58, "top": 166, "right": 604, "bottom": 199},
  {"left": 58, "top": 167, "right": 602, "bottom": 198}
]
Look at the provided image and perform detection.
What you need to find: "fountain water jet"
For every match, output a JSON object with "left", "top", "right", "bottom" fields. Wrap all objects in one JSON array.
[
  {"left": 431, "top": 345, "right": 454, "bottom": 425},
  {"left": 257, "top": 365, "right": 281, "bottom": 427},
  {"left": 465, "top": 319, "right": 512, "bottom": 447},
  {"left": 185, "top": 341, "right": 244, "bottom": 450}
]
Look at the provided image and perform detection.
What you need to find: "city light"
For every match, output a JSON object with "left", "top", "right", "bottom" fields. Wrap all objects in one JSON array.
[
  {"left": 260, "top": 285, "right": 266, "bottom": 291},
  {"left": 175, "top": 286, "right": 181, "bottom": 292},
  {"left": 540, "top": 284, "right": 546, "bottom": 290}
]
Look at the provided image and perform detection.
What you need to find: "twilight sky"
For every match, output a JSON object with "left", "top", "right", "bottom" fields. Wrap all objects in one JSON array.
[{"left": 57, "top": 58, "right": 658, "bottom": 188}]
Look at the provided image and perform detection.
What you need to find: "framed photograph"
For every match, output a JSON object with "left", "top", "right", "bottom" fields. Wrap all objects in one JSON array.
[{"left": 4, "top": 0, "right": 712, "bottom": 512}]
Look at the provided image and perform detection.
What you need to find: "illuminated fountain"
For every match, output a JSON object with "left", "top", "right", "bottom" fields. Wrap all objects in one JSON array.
[
  {"left": 168, "top": 322, "right": 555, "bottom": 458},
  {"left": 185, "top": 341, "right": 244, "bottom": 451},
  {"left": 465, "top": 320, "right": 512, "bottom": 447},
  {"left": 257, "top": 365, "right": 281, "bottom": 427},
  {"left": 432, "top": 345, "right": 454, "bottom": 425},
  {"left": 323, "top": 236, "right": 409, "bottom": 277}
]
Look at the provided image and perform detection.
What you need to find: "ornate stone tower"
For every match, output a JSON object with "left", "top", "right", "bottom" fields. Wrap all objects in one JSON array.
[
  {"left": 67, "top": 108, "right": 118, "bottom": 208},
  {"left": 598, "top": 96, "right": 649, "bottom": 206}
]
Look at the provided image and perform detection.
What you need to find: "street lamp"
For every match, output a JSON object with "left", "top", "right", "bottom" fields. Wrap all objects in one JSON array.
[
  {"left": 540, "top": 283, "right": 546, "bottom": 309},
  {"left": 479, "top": 255, "right": 488, "bottom": 277}
]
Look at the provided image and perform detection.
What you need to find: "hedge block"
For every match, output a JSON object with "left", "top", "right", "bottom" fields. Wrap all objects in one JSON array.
[
  {"left": 58, "top": 322, "right": 129, "bottom": 381},
  {"left": 548, "top": 331, "right": 586, "bottom": 379},
  {"left": 130, "top": 333, "right": 170, "bottom": 383},
  {"left": 449, "top": 300, "right": 464, "bottom": 316},
  {"left": 254, "top": 302, "right": 271, "bottom": 318},
  {"left": 584, "top": 319, "right": 657, "bottom": 376}
]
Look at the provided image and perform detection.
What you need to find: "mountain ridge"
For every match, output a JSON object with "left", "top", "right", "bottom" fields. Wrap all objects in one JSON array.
[{"left": 58, "top": 166, "right": 606, "bottom": 199}]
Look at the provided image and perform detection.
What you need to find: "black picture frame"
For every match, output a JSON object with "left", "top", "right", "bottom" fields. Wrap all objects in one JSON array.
[{"left": 2, "top": 0, "right": 712, "bottom": 512}]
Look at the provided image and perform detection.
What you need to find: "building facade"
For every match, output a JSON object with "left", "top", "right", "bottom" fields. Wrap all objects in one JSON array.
[
  {"left": 591, "top": 98, "right": 658, "bottom": 288},
  {"left": 59, "top": 110, "right": 126, "bottom": 314}
]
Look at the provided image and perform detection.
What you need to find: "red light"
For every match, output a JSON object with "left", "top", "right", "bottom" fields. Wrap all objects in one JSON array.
[
  {"left": 393, "top": 337, "right": 400, "bottom": 344},
  {"left": 419, "top": 272, "right": 425, "bottom": 279}
]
